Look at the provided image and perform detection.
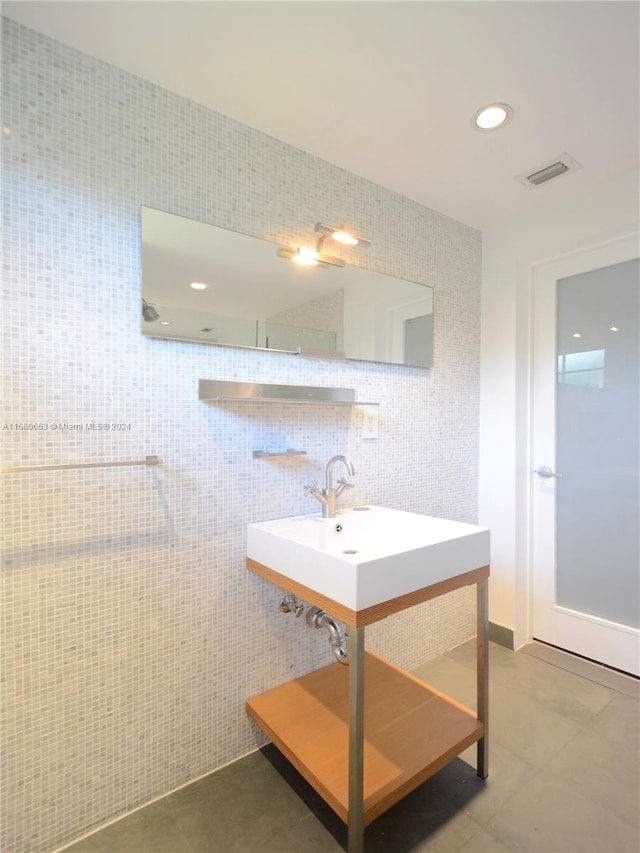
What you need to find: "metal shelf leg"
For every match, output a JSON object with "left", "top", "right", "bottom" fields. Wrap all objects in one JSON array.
[
  {"left": 477, "top": 577, "right": 489, "bottom": 779},
  {"left": 348, "top": 625, "right": 365, "bottom": 853}
]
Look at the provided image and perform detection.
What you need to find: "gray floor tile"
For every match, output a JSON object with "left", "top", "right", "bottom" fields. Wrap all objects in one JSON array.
[
  {"left": 589, "top": 692, "right": 640, "bottom": 750},
  {"left": 447, "top": 640, "right": 616, "bottom": 723},
  {"left": 426, "top": 740, "right": 538, "bottom": 827},
  {"left": 64, "top": 798, "right": 194, "bottom": 853},
  {"left": 363, "top": 769, "right": 479, "bottom": 853},
  {"left": 458, "top": 825, "right": 512, "bottom": 852},
  {"left": 486, "top": 680, "right": 584, "bottom": 768},
  {"left": 543, "top": 723, "right": 640, "bottom": 829},
  {"left": 167, "top": 752, "right": 340, "bottom": 853},
  {"left": 486, "top": 771, "right": 640, "bottom": 852}
]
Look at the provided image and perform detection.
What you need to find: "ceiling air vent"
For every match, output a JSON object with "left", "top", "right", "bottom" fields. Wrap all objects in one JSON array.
[{"left": 516, "top": 153, "right": 582, "bottom": 189}]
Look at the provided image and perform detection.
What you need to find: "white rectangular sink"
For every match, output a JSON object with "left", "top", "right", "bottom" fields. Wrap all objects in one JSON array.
[{"left": 247, "top": 506, "right": 490, "bottom": 611}]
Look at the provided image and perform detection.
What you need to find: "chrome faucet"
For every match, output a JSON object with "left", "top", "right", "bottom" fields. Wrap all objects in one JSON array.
[{"left": 304, "top": 455, "right": 355, "bottom": 518}]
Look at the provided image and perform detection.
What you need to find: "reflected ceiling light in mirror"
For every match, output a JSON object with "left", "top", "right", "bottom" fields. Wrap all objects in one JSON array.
[
  {"left": 277, "top": 247, "right": 345, "bottom": 269},
  {"left": 472, "top": 103, "right": 513, "bottom": 130},
  {"left": 189, "top": 281, "right": 209, "bottom": 290},
  {"left": 315, "top": 222, "right": 371, "bottom": 248},
  {"left": 142, "top": 299, "right": 160, "bottom": 322}
]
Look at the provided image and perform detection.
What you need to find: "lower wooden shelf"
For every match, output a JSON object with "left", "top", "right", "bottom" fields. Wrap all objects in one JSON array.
[{"left": 246, "top": 651, "right": 484, "bottom": 827}]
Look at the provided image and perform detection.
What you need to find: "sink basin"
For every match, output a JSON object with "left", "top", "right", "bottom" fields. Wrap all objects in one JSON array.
[{"left": 247, "top": 505, "right": 489, "bottom": 612}]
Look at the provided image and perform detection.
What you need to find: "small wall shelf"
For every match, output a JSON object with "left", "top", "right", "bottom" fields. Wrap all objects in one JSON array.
[
  {"left": 199, "top": 380, "right": 379, "bottom": 406},
  {"left": 252, "top": 449, "right": 307, "bottom": 459}
]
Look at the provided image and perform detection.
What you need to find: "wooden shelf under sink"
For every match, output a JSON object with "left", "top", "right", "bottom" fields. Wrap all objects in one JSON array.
[{"left": 246, "top": 650, "right": 484, "bottom": 827}]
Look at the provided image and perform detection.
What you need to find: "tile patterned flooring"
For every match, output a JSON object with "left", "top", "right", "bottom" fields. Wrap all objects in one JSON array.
[{"left": 62, "top": 641, "right": 639, "bottom": 852}]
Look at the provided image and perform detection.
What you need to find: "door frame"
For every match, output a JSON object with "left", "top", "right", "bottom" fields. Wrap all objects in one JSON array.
[{"left": 521, "top": 232, "right": 640, "bottom": 658}]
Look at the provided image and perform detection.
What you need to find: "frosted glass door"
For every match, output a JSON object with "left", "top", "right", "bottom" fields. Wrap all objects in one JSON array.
[
  {"left": 555, "top": 259, "right": 639, "bottom": 629},
  {"left": 531, "top": 237, "right": 640, "bottom": 676}
]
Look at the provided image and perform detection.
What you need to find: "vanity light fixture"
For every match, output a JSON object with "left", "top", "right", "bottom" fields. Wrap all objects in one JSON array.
[
  {"left": 315, "top": 222, "right": 371, "bottom": 249},
  {"left": 292, "top": 248, "right": 321, "bottom": 267},
  {"left": 189, "top": 281, "right": 209, "bottom": 290},
  {"left": 472, "top": 103, "right": 513, "bottom": 131},
  {"left": 277, "top": 247, "right": 345, "bottom": 269},
  {"left": 142, "top": 299, "right": 160, "bottom": 322}
]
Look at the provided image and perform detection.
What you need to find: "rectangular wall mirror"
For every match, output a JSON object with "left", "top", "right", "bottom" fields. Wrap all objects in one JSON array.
[{"left": 141, "top": 207, "right": 433, "bottom": 368}]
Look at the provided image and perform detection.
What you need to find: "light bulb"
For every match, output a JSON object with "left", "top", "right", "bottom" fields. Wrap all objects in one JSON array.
[
  {"left": 292, "top": 248, "right": 319, "bottom": 266},
  {"left": 331, "top": 230, "right": 359, "bottom": 246}
]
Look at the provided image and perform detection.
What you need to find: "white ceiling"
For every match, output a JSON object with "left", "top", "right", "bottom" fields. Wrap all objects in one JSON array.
[{"left": 4, "top": 0, "right": 639, "bottom": 229}]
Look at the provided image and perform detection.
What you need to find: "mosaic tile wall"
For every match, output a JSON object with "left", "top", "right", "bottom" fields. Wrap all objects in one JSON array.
[{"left": 1, "top": 19, "right": 482, "bottom": 853}]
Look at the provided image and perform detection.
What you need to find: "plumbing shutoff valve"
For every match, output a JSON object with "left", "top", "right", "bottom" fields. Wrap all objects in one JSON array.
[{"left": 279, "top": 594, "right": 304, "bottom": 618}]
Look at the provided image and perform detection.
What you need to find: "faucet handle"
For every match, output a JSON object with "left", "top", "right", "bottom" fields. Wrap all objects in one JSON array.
[
  {"left": 336, "top": 476, "right": 354, "bottom": 490},
  {"left": 304, "top": 479, "right": 320, "bottom": 496}
]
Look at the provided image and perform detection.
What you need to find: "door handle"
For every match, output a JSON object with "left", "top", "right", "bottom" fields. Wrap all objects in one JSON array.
[{"left": 534, "top": 466, "right": 563, "bottom": 479}]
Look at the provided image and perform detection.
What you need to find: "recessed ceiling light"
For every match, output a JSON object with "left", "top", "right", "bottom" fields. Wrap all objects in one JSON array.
[
  {"left": 472, "top": 103, "right": 513, "bottom": 131},
  {"left": 159, "top": 320, "right": 172, "bottom": 326},
  {"left": 610, "top": 326, "right": 620, "bottom": 332},
  {"left": 572, "top": 332, "right": 582, "bottom": 338},
  {"left": 189, "top": 281, "right": 209, "bottom": 290}
]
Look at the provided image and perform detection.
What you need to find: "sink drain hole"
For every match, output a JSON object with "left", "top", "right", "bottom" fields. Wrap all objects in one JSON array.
[{"left": 342, "top": 549, "right": 358, "bottom": 554}]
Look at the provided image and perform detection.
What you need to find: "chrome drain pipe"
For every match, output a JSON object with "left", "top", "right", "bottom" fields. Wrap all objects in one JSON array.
[
  {"left": 279, "top": 595, "right": 349, "bottom": 665},
  {"left": 306, "top": 606, "right": 349, "bottom": 665}
]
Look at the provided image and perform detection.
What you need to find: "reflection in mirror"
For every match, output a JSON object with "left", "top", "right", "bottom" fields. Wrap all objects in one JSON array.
[{"left": 141, "top": 207, "right": 433, "bottom": 368}]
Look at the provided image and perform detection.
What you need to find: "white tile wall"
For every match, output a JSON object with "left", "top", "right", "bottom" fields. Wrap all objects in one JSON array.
[{"left": 1, "top": 18, "right": 482, "bottom": 853}]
